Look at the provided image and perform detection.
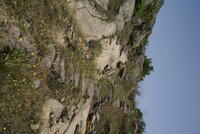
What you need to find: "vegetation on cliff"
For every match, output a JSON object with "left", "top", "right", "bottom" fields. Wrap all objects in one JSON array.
[{"left": 0, "top": 0, "right": 163, "bottom": 134}]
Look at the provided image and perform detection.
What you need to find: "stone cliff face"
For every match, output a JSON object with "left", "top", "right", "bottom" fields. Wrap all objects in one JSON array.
[{"left": 0, "top": 0, "right": 163, "bottom": 134}]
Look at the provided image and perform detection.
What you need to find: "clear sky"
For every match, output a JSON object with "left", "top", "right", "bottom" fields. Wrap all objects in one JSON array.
[{"left": 137, "top": 0, "right": 200, "bottom": 134}]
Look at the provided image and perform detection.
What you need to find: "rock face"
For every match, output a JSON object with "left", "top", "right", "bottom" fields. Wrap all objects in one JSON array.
[
  {"left": 0, "top": 0, "right": 163, "bottom": 134},
  {"left": 96, "top": 36, "right": 127, "bottom": 71},
  {"left": 95, "top": 0, "right": 109, "bottom": 10},
  {"left": 67, "top": 0, "right": 116, "bottom": 40}
]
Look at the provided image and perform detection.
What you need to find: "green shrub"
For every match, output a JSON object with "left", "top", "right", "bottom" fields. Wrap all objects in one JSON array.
[
  {"left": 134, "top": 0, "right": 146, "bottom": 17},
  {"left": 125, "top": 131, "right": 132, "bottom": 134},
  {"left": 0, "top": 47, "right": 34, "bottom": 89},
  {"left": 134, "top": 108, "right": 146, "bottom": 134},
  {"left": 134, "top": 0, "right": 157, "bottom": 25},
  {"left": 140, "top": 56, "right": 154, "bottom": 81}
]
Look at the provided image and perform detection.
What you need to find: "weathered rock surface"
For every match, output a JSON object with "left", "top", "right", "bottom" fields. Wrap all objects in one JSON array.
[
  {"left": 67, "top": 0, "right": 116, "bottom": 40},
  {"left": 0, "top": 0, "right": 163, "bottom": 134},
  {"left": 95, "top": 0, "right": 109, "bottom": 9},
  {"left": 96, "top": 36, "right": 127, "bottom": 71}
]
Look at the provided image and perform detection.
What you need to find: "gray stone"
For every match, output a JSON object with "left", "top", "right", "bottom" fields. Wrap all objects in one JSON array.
[
  {"left": 86, "top": 54, "right": 90, "bottom": 59},
  {"left": 50, "top": 113, "right": 55, "bottom": 118},
  {"left": 67, "top": 0, "right": 116, "bottom": 40},
  {"left": 59, "top": 97, "right": 66, "bottom": 103},
  {"left": 123, "top": 104, "right": 127, "bottom": 113},
  {"left": 32, "top": 80, "right": 41, "bottom": 89},
  {"left": 91, "top": 114, "right": 96, "bottom": 124},
  {"left": 115, "top": 14, "right": 125, "bottom": 31},
  {"left": 60, "top": 58, "right": 66, "bottom": 82},
  {"left": 8, "top": 25, "right": 36, "bottom": 53},
  {"left": 119, "top": 0, "right": 135, "bottom": 22},
  {"left": 40, "top": 44, "right": 56, "bottom": 70},
  {"left": 74, "top": 73, "right": 80, "bottom": 87},
  {"left": 31, "top": 123, "right": 40, "bottom": 131},
  {"left": 53, "top": 54, "right": 60, "bottom": 72},
  {"left": 116, "top": 98, "right": 120, "bottom": 108},
  {"left": 95, "top": 0, "right": 109, "bottom": 10},
  {"left": 96, "top": 37, "right": 128, "bottom": 71},
  {"left": 96, "top": 112, "right": 100, "bottom": 121}
]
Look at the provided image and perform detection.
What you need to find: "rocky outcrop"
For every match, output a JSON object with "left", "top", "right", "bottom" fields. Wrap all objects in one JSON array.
[
  {"left": 115, "top": 0, "right": 135, "bottom": 31},
  {"left": 0, "top": 0, "right": 163, "bottom": 134},
  {"left": 96, "top": 36, "right": 127, "bottom": 71},
  {"left": 67, "top": 0, "right": 116, "bottom": 40},
  {"left": 95, "top": 0, "right": 109, "bottom": 10}
]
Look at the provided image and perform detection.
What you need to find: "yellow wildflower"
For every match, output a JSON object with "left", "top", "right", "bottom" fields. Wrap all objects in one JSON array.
[
  {"left": 32, "top": 64, "right": 36, "bottom": 68},
  {"left": 19, "top": 37, "right": 23, "bottom": 42},
  {"left": 31, "top": 52, "right": 35, "bottom": 56},
  {"left": 3, "top": 127, "right": 6, "bottom": 130},
  {"left": 22, "top": 79, "right": 26, "bottom": 82}
]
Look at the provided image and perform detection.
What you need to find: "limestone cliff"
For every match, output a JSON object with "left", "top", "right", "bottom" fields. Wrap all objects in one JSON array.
[{"left": 0, "top": 0, "right": 163, "bottom": 134}]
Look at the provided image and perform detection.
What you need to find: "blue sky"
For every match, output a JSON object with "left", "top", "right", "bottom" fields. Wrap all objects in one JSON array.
[{"left": 137, "top": 0, "right": 200, "bottom": 134}]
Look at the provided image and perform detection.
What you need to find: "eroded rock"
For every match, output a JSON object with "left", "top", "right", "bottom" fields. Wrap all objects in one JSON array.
[
  {"left": 0, "top": 0, "right": 163, "bottom": 133},
  {"left": 96, "top": 36, "right": 127, "bottom": 71}
]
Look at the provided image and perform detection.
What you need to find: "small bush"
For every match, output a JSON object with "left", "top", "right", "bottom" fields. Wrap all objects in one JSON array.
[
  {"left": 125, "top": 131, "right": 132, "bottom": 134},
  {"left": 140, "top": 56, "right": 154, "bottom": 81},
  {"left": 134, "top": 0, "right": 157, "bottom": 25},
  {"left": 133, "top": 108, "right": 146, "bottom": 134}
]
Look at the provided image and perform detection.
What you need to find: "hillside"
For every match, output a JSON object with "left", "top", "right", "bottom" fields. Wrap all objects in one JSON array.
[{"left": 0, "top": 0, "right": 163, "bottom": 134}]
